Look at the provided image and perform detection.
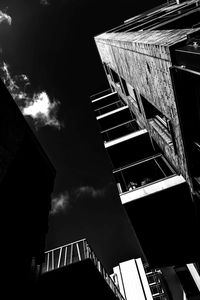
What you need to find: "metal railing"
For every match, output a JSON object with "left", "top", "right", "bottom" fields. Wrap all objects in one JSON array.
[
  {"left": 42, "top": 238, "right": 86, "bottom": 272},
  {"left": 144, "top": 264, "right": 169, "bottom": 300},
  {"left": 42, "top": 239, "right": 125, "bottom": 300},
  {"left": 101, "top": 119, "right": 139, "bottom": 142},
  {"left": 113, "top": 154, "right": 175, "bottom": 194},
  {"left": 86, "top": 243, "right": 125, "bottom": 300},
  {"left": 90, "top": 88, "right": 112, "bottom": 101},
  {"left": 94, "top": 100, "right": 124, "bottom": 117}
]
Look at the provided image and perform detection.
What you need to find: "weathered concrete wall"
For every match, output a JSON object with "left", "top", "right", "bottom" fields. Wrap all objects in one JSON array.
[{"left": 95, "top": 29, "right": 199, "bottom": 184}]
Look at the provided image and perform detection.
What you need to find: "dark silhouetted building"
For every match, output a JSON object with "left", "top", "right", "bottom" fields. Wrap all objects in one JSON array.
[{"left": 0, "top": 78, "right": 55, "bottom": 297}]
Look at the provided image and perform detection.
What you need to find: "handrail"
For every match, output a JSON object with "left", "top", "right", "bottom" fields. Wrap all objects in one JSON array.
[
  {"left": 86, "top": 242, "right": 125, "bottom": 300},
  {"left": 113, "top": 154, "right": 176, "bottom": 194},
  {"left": 113, "top": 154, "right": 163, "bottom": 173},
  {"left": 42, "top": 239, "right": 125, "bottom": 300},
  {"left": 94, "top": 100, "right": 123, "bottom": 113},
  {"left": 45, "top": 238, "right": 86, "bottom": 253},
  {"left": 118, "top": 174, "right": 177, "bottom": 196},
  {"left": 101, "top": 119, "right": 137, "bottom": 134},
  {"left": 90, "top": 88, "right": 111, "bottom": 100}
]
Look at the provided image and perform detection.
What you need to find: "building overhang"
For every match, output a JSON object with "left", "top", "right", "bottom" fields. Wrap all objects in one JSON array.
[{"left": 122, "top": 179, "right": 200, "bottom": 268}]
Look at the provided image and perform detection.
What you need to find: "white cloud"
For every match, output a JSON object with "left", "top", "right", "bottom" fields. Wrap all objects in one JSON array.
[
  {"left": 49, "top": 185, "right": 106, "bottom": 215},
  {"left": 0, "top": 61, "right": 63, "bottom": 130},
  {"left": 1, "top": 62, "right": 18, "bottom": 93},
  {"left": 50, "top": 186, "right": 106, "bottom": 216},
  {"left": 22, "top": 91, "right": 61, "bottom": 130},
  {"left": 50, "top": 191, "right": 70, "bottom": 215},
  {"left": 40, "top": 0, "right": 50, "bottom": 6},
  {"left": 0, "top": 10, "right": 12, "bottom": 25},
  {"left": 0, "top": 9, "right": 63, "bottom": 130},
  {"left": 75, "top": 186, "right": 105, "bottom": 199}
]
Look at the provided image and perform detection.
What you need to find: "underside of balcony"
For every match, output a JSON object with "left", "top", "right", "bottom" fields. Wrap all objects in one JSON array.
[
  {"left": 123, "top": 180, "right": 200, "bottom": 269},
  {"left": 37, "top": 259, "right": 121, "bottom": 300}
]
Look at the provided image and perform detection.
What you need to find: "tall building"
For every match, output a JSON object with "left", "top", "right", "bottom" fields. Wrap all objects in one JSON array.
[
  {"left": 92, "top": 0, "right": 200, "bottom": 267},
  {"left": 0, "top": 78, "right": 56, "bottom": 297},
  {"left": 90, "top": 0, "right": 200, "bottom": 298}
]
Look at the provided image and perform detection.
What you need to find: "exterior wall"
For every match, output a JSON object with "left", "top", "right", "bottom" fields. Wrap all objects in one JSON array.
[
  {"left": 0, "top": 79, "right": 56, "bottom": 296},
  {"left": 95, "top": 28, "right": 199, "bottom": 186},
  {"left": 161, "top": 267, "right": 185, "bottom": 300},
  {"left": 115, "top": 84, "right": 146, "bottom": 129},
  {"left": 113, "top": 259, "right": 153, "bottom": 300}
]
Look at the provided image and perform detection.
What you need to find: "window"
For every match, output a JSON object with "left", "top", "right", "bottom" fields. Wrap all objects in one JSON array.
[
  {"left": 141, "top": 94, "right": 169, "bottom": 130},
  {"left": 103, "top": 63, "right": 109, "bottom": 75},
  {"left": 109, "top": 68, "right": 120, "bottom": 84},
  {"left": 141, "top": 94, "right": 160, "bottom": 119},
  {"left": 126, "top": 83, "right": 142, "bottom": 113},
  {"left": 141, "top": 94, "right": 177, "bottom": 152},
  {"left": 120, "top": 76, "right": 129, "bottom": 96}
]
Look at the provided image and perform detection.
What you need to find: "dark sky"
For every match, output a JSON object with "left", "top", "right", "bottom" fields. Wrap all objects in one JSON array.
[{"left": 0, "top": 0, "right": 164, "bottom": 272}]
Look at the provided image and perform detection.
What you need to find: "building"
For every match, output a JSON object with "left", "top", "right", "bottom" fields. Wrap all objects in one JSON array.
[
  {"left": 90, "top": 0, "right": 200, "bottom": 298},
  {"left": 38, "top": 237, "right": 200, "bottom": 300},
  {"left": 91, "top": 0, "right": 200, "bottom": 267},
  {"left": 0, "top": 78, "right": 56, "bottom": 297},
  {"left": 37, "top": 238, "right": 125, "bottom": 300},
  {"left": 112, "top": 258, "right": 200, "bottom": 300},
  {"left": 112, "top": 258, "right": 170, "bottom": 300}
]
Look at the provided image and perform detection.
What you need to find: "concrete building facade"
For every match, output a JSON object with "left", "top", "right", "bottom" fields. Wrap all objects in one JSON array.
[
  {"left": 91, "top": 1, "right": 200, "bottom": 298},
  {"left": 95, "top": 0, "right": 200, "bottom": 193}
]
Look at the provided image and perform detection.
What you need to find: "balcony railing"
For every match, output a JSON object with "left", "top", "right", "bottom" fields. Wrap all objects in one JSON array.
[
  {"left": 42, "top": 239, "right": 125, "bottom": 300},
  {"left": 90, "top": 88, "right": 112, "bottom": 101},
  {"left": 94, "top": 100, "right": 125, "bottom": 117},
  {"left": 101, "top": 119, "right": 139, "bottom": 142},
  {"left": 144, "top": 264, "right": 169, "bottom": 300},
  {"left": 113, "top": 154, "right": 175, "bottom": 194}
]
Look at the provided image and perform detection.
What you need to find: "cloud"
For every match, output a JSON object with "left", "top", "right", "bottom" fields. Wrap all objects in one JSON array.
[
  {"left": 0, "top": 61, "right": 63, "bottom": 130},
  {"left": 50, "top": 191, "right": 70, "bottom": 215},
  {"left": 22, "top": 91, "right": 62, "bottom": 130},
  {"left": 49, "top": 185, "right": 106, "bottom": 215},
  {"left": 0, "top": 10, "right": 12, "bottom": 25},
  {"left": 40, "top": 0, "right": 50, "bottom": 5},
  {"left": 75, "top": 186, "right": 105, "bottom": 199}
]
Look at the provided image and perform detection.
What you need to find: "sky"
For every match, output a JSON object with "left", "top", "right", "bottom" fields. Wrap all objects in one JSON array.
[{"left": 0, "top": 0, "right": 164, "bottom": 273}]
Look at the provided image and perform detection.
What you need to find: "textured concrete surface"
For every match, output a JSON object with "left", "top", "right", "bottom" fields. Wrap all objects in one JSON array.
[{"left": 95, "top": 28, "right": 199, "bottom": 186}]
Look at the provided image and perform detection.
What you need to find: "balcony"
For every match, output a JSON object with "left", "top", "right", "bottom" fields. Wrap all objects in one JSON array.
[
  {"left": 113, "top": 154, "right": 176, "bottom": 197},
  {"left": 90, "top": 88, "right": 113, "bottom": 101},
  {"left": 94, "top": 100, "right": 125, "bottom": 117},
  {"left": 120, "top": 170, "right": 199, "bottom": 268},
  {"left": 91, "top": 90, "right": 119, "bottom": 112},
  {"left": 38, "top": 239, "right": 124, "bottom": 300},
  {"left": 97, "top": 105, "right": 132, "bottom": 129},
  {"left": 101, "top": 119, "right": 140, "bottom": 142},
  {"left": 106, "top": 129, "right": 155, "bottom": 170}
]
